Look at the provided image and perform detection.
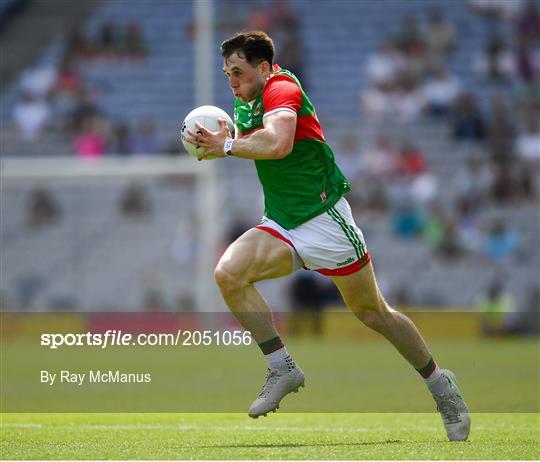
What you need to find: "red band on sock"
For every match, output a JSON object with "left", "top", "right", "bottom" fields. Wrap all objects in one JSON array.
[{"left": 417, "top": 357, "right": 437, "bottom": 379}]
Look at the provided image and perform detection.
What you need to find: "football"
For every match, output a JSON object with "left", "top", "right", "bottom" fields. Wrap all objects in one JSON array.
[{"left": 181, "top": 105, "right": 234, "bottom": 158}]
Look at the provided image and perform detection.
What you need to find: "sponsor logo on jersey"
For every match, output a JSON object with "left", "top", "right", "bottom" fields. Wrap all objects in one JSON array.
[{"left": 336, "top": 257, "right": 354, "bottom": 267}]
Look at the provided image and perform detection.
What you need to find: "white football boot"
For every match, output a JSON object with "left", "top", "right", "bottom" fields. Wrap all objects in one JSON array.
[
  {"left": 248, "top": 367, "right": 305, "bottom": 418},
  {"left": 433, "top": 369, "right": 471, "bottom": 441}
]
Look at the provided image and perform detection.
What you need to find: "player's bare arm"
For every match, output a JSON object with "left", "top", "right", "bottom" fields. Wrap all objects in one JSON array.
[{"left": 186, "top": 110, "right": 296, "bottom": 161}]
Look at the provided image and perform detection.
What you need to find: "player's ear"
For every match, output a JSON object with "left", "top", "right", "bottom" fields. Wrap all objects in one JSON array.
[{"left": 259, "top": 60, "right": 271, "bottom": 74}]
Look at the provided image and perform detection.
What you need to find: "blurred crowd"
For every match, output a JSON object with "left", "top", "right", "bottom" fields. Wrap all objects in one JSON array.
[
  {"left": 4, "top": 0, "right": 539, "bottom": 320},
  {"left": 352, "top": 2, "right": 539, "bottom": 266},
  {"left": 216, "top": 0, "right": 306, "bottom": 85},
  {"left": 9, "top": 19, "right": 165, "bottom": 156}
]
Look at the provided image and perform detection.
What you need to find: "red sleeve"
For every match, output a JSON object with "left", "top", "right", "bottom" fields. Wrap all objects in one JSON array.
[{"left": 262, "top": 76, "right": 302, "bottom": 115}]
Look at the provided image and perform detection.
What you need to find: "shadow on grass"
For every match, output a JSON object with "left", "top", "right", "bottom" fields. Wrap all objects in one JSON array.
[{"left": 197, "top": 439, "right": 404, "bottom": 449}]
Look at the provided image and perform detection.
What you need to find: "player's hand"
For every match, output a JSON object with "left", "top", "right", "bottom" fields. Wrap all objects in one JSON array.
[{"left": 186, "top": 119, "right": 231, "bottom": 161}]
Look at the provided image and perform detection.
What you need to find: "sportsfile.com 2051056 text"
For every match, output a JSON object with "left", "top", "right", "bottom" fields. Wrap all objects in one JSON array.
[{"left": 40, "top": 330, "right": 253, "bottom": 349}]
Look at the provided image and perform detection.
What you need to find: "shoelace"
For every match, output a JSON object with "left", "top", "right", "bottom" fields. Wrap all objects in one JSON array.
[
  {"left": 258, "top": 369, "right": 280, "bottom": 398},
  {"left": 436, "top": 395, "right": 462, "bottom": 424}
]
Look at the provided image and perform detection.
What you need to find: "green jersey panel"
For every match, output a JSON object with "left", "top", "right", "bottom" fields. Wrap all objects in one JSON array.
[{"left": 233, "top": 67, "right": 350, "bottom": 230}]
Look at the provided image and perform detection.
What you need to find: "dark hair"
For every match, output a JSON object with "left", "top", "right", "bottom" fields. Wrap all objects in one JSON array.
[{"left": 221, "top": 31, "right": 274, "bottom": 66}]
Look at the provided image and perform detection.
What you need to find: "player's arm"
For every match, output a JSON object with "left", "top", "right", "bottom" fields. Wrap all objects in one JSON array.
[
  {"left": 228, "top": 110, "right": 296, "bottom": 160},
  {"left": 187, "top": 78, "right": 300, "bottom": 161},
  {"left": 187, "top": 111, "right": 296, "bottom": 161}
]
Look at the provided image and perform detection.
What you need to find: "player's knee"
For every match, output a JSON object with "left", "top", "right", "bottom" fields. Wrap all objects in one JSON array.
[
  {"left": 214, "top": 262, "right": 247, "bottom": 295},
  {"left": 352, "top": 303, "right": 389, "bottom": 333}
]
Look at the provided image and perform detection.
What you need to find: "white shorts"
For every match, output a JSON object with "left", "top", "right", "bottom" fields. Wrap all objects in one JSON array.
[{"left": 256, "top": 197, "right": 371, "bottom": 276}]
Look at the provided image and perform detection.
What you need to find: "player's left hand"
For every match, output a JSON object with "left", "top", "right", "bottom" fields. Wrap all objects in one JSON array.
[{"left": 186, "top": 119, "right": 231, "bottom": 161}]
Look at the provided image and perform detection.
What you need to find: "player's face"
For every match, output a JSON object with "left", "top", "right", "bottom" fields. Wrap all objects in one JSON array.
[{"left": 223, "top": 52, "right": 268, "bottom": 102}]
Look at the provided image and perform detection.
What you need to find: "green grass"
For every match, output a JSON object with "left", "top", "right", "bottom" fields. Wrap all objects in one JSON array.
[
  {"left": 2, "top": 334, "right": 539, "bottom": 458},
  {"left": 2, "top": 412, "right": 539, "bottom": 459},
  {"left": 3, "top": 337, "right": 539, "bottom": 412}
]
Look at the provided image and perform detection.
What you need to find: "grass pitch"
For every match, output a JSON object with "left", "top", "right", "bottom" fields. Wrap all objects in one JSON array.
[
  {"left": 2, "top": 334, "right": 539, "bottom": 459},
  {"left": 2, "top": 412, "right": 539, "bottom": 459}
]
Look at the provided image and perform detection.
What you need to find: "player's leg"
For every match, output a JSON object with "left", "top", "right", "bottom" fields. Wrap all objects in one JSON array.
[
  {"left": 214, "top": 227, "right": 304, "bottom": 417},
  {"left": 331, "top": 261, "right": 431, "bottom": 369},
  {"left": 331, "top": 263, "right": 470, "bottom": 441},
  {"left": 214, "top": 227, "right": 292, "bottom": 342}
]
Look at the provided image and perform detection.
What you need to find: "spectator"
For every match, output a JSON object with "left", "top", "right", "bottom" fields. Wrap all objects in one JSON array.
[
  {"left": 469, "top": 0, "right": 524, "bottom": 20},
  {"left": 422, "top": 68, "right": 461, "bottom": 117},
  {"left": 120, "top": 21, "right": 149, "bottom": 60},
  {"left": 247, "top": 5, "right": 272, "bottom": 31},
  {"left": 26, "top": 186, "right": 60, "bottom": 229},
  {"left": 361, "top": 177, "right": 390, "bottom": 213},
  {"left": 474, "top": 36, "right": 515, "bottom": 82},
  {"left": 484, "top": 217, "right": 519, "bottom": 262},
  {"left": 391, "top": 199, "right": 425, "bottom": 239},
  {"left": 394, "top": 15, "right": 426, "bottom": 55},
  {"left": 401, "top": 45, "right": 430, "bottom": 83},
  {"left": 288, "top": 272, "right": 326, "bottom": 336},
  {"left": 392, "top": 283, "right": 414, "bottom": 307},
  {"left": 365, "top": 40, "right": 403, "bottom": 86},
  {"left": 63, "top": 26, "right": 94, "bottom": 61},
  {"left": 397, "top": 141, "right": 426, "bottom": 175},
  {"left": 74, "top": 116, "right": 106, "bottom": 159},
  {"left": 452, "top": 93, "right": 486, "bottom": 141},
  {"left": 70, "top": 87, "right": 102, "bottom": 133},
  {"left": 360, "top": 81, "right": 397, "bottom": 120},
  {"left": 515, "top": 1, "right": 540, "bottom": 45},
  {"left": 133, "top": 119, "right": 160, "bottom": 155},
  {"left": 435, "top": 217, "right": 465, "bottom": 261},
  {"left": 411, "top": 172, "right": 439, "bottom": 206},
  {"left": 13, "top": 92, "right": 50, "bottom": 143},
  {"left": 516, "top": 117, "right": 540, "bottom": 165},
  {"left": 270, "top": 0, "right": 299, "bottom": 31},
  {"left": 425, "top": 10, "right": 456, "bottom": 66},
  {"left": 395, "top": 77, "right": 427, "bottom": 122},
  {"left": 94, "top": 22, "right": 120, "bottom": 59},
  {"left": 119, "top": 182, "right": 152, "bottom": 219},
  {"left": 491, "top": 161, "right": 519, "bottom": 202},
  {"left": 336, "top": 135, "right": 363, "bottom": 182},
  {"left": 454, "top": 157, "right": 493, "bottom": 207},
  {"left": 515, "top": 84, "right": 540, "bottom": 130},
  {"left": 110, "top": 122, "right": 132, "bottom": 155},
  {"left": 276, "top": 29, "right": 305, "bottom": 84},
  {"left": 515, "top": 37, "right": 538, "bottom": 82},
  {"left": 514, "top": 160, "right": 537, "bottom": 200},
  {"left": 455, "top": 195, "right": 482, "bottom": 252},
  {"left": 423, "top": 203, "right": 447, "bottom": 250},
  {"left": 361, "top": 134, "right": 399, "bottom": 178},
  {"left": 52, "top": 57, "right": 83, "bottom": 125},
  {"left": 477, "top": 278, "right": 517, "bottom": 336},
  {"left": 54, "top": 57, "right": 82, "bottom": 97},
  {"left": 16, "top": 274, "right": 44, "bottom": 308},
  {"left": 142, "top": 273, "right": 167, "bottom": 311},
  {"left": 19, "top": 66, "right": 57, "bottom": 99},
  {"left": 486, "top": 94, "right": 515, "bottom": 162}
]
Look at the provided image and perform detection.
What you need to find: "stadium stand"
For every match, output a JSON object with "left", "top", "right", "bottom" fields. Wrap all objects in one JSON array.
[{"left": 1, "top": 0, "right": 538, "bottom": 315}]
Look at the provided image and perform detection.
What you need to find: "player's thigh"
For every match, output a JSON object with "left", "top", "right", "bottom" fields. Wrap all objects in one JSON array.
[
  {"left": 216, "top": 227, "right": 294, "bottom": 283},
  {"left": 330, "top": 261, "right": 389, "bottom": 315}
]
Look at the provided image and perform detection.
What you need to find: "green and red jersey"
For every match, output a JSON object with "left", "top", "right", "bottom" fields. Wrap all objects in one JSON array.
[{"left": 234, "top": 65, "right": 350, "bottom": 230}]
